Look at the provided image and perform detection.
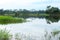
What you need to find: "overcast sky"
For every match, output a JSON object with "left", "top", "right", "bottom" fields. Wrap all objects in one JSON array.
[{"left": 0, "top": 0, "right": 60, "bottom": 10}]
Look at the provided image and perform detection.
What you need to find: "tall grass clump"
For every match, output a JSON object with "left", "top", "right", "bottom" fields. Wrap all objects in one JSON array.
[
  {"left": 51, "top": 30, "right": 60, "bottom": 36},
  {"left": 0, "top": 29, "right": 12, "bottom": 40},
  {"left": 0, "top": 16, "right": 25, "bottom": 24}
]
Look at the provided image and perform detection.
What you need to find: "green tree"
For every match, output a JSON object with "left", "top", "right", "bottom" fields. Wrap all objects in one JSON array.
[{"left": 46, "top": 6, "right": 60, "bottom": 14}]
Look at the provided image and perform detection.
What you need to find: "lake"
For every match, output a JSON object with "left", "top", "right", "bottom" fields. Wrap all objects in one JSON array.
[{"left": 0, "top": 18, "right": 60, "bottom": 40}]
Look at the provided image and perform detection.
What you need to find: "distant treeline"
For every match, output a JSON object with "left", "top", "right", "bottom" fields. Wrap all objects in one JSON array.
[
  {"left": 0, "top": 9, "right": 45, "bottom": 17},
  {"left": 0, "top": 6, "right": 60, "bottom": 17}
]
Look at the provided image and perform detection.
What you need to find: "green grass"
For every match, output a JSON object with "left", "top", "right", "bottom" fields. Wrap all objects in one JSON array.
[
  {"left": 0, "top": 16, "right": 26, "bottom": 24},
  {"left": 0, "top": 29, "right": 12, "bottom": 40},
  {"left": 39, "top": 14, "right": 50, "bottom": 16}
]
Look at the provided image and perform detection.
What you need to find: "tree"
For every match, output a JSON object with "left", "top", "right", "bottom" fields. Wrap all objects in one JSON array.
[
  {"left": 46, "top": 6, "right": 60, "bottom": 14},
  {"left": 0, "top": 9, "right": 4, "bottom": 15}
]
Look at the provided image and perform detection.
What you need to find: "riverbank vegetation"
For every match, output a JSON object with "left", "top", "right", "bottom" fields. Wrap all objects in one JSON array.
[
  {"left": 0, "top": 16, "right": 25, "bottom": 24},
  {"left": 0, "top": 6, "right": 60, "bottom": 17},
  {"left": 0, "top": 6, "right": 60, "bottom": 24}
]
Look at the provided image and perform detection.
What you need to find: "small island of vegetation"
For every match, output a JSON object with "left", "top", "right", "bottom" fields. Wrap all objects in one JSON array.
[{"left": 0, "top": 16, "right": 25, "bottom": 24}]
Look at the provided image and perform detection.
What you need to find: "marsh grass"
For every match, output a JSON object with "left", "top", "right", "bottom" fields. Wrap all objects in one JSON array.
[
  {"left": 0, "top": 30, "right": 59, "bottom": 40},
  {"left": 44, "top": 30, "right": 60, "bottom": 40},
  {"left": 51, "top": 30, "right": 60, "bottom": 36},
  {"left": 15, "top": 33, "right": 22, "bottom": 40},
  {"left": 0, "top": 29, "right": 12, "bottom": 40},
  {"left": 0, "top": 16, "right": 25, "bottom": 24}
]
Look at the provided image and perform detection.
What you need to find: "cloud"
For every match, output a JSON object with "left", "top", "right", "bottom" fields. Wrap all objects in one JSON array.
[{"left": 0, "top": 0, "right": 60, "bottom": 10}]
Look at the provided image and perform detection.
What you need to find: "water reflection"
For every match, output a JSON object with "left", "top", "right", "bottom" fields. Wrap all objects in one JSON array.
[
  {"left": 24, "top": 16, "right": 60, "bottom": 24},
  {"left": 45, "top": 16, "right": 60, "bottom": 24}
]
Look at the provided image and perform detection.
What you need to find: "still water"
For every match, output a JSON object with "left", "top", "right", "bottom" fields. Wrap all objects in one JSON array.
[{"left": 0, "top": 18, "right": 60, "bottom": 40}]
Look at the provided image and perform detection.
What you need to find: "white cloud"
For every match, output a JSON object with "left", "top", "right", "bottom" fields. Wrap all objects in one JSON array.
[{"left": 0, "top": 0, "right": 60, "bottom": 10}]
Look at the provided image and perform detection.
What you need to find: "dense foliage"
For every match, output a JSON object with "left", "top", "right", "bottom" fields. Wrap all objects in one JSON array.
[
  {"left": 0, "top": 9, "right": 45, "bottom": 17},
  {"left": 45, "top": 6, "right": 60, "bottom": 16}
]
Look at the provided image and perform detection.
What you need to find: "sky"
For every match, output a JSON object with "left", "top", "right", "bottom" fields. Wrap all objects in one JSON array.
[{"left": 0, "top": 0, "right": 60, "bottom": 10}]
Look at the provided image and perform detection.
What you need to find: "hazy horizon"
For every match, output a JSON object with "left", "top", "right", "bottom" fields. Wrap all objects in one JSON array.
[{"left": 0, "top": 0, "right": 60, "bottom": 10}]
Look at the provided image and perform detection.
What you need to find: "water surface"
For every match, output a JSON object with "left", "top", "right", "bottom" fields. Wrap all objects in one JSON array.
[{"left": 0, "top": 18, "right": 60, "bottom": 40}]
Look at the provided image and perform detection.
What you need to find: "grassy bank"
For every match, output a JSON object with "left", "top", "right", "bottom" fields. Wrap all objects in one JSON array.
[{"left": 0, "top": 16, "right": 25, "bottom": 24}]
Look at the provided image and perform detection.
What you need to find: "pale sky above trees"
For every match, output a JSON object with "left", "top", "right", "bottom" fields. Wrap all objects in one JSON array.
[{"left": 0, "top": 0, "right": 59, "bottom": 10}]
